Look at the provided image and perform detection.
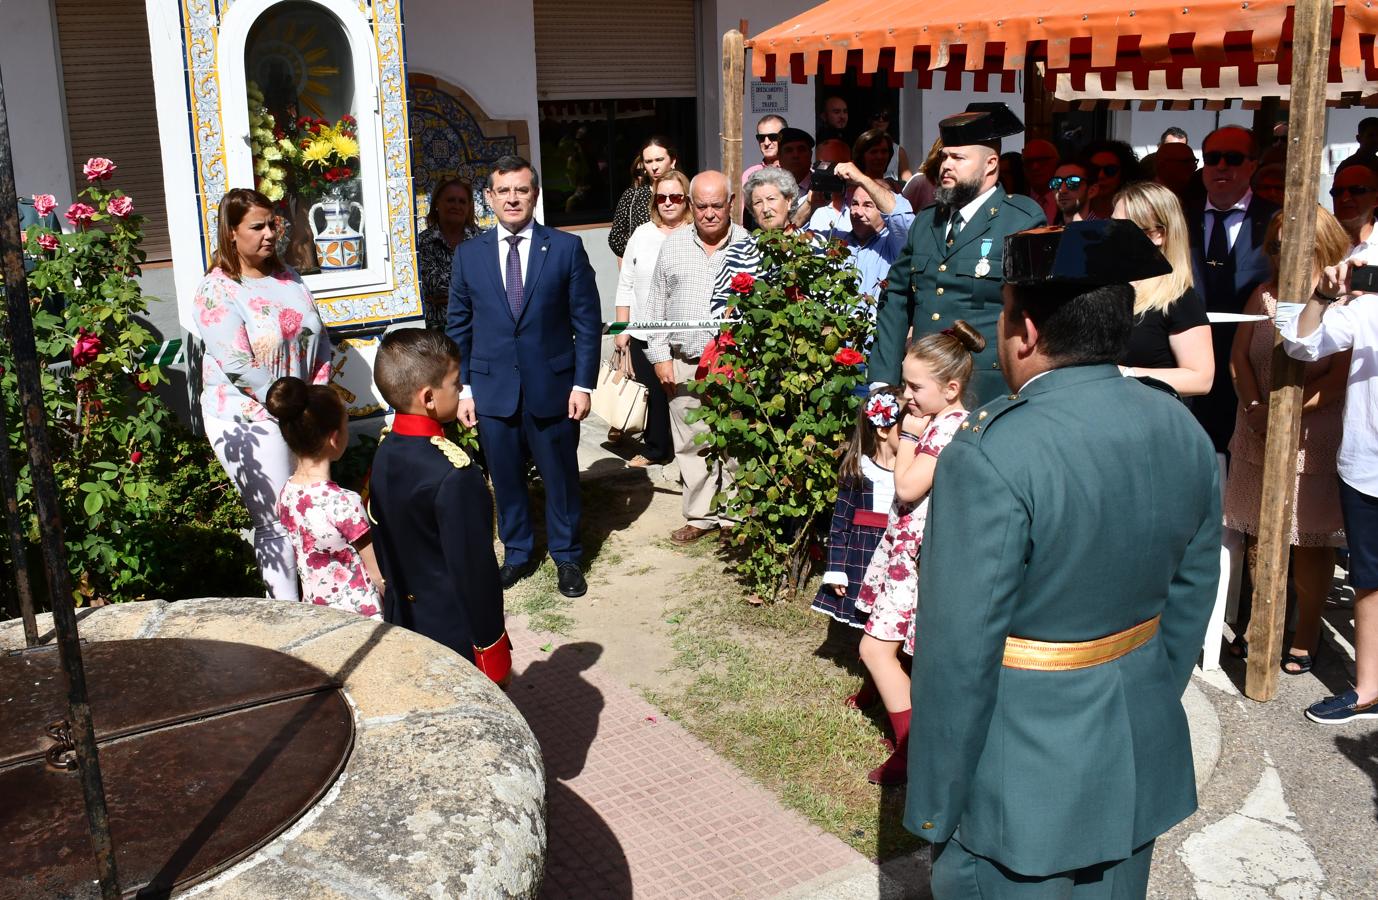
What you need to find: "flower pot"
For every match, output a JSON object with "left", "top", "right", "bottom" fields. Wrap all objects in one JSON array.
[{"left": 309, "top": 192, "right": 364, "bottom": 271}]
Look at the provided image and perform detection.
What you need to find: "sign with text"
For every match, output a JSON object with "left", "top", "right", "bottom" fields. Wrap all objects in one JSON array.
[{"left": 750, "top": 82, "right": 788, "bottom": 114}]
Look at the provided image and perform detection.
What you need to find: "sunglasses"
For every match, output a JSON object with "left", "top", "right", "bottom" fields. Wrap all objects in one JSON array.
[
  {"left": 655, "top": 192, "right": 686, "bottom": 205},
  {"left": 1048, "top": 175, "right": 1085, "bottom": 191},
  {"left": 1203, "top": 150, "right": 1251, "bottom": 167},
  {"left": 1330, "top": 185, "right": 1377, "bottom": 199},
  {"left": 1094, "top": 164, "right": 1121, "bottom": 178},
  {"left": 756, "top": 132, "right": 782, "bottom": 143}
]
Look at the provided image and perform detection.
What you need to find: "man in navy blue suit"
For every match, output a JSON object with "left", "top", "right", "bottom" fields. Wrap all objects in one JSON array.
[{"left": 447, "top": 156, "right": 602, "bottom": 598}]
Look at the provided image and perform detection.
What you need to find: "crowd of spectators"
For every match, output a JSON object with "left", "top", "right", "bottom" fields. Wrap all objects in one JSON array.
[{"left": 400, "top": 104, "right": 1378, "bottom": 726}]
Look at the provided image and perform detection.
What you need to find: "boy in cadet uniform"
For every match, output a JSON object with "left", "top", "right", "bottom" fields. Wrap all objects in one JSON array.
[
  {"left": 907, "top": 220, "right": 1221, "bottom": 898},
  {"left": 869, "top": 102, "right": 1046, "bottom": 406},
  {"left": 369, "top": 328, "right": 511, "bottom": 685}
]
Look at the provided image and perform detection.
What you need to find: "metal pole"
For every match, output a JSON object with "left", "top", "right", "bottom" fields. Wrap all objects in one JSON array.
[
  {"left": 0, "top": 378, "right": 38, "bottom": 646},
  {"left": 0, "top": 64, "right": 120, "bottom": 897},
  {"left": 1245, "top": 0, "right": 1333, "bottom": 701}
]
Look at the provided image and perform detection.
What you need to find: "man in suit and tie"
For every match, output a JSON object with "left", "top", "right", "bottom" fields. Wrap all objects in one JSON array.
[
  {"left": 870, "top": 103, "right": 1046, "bottom": 407},
  {"left": 448, "top": 156, "right": 602, "bottom": 599},
  {"left": 1188, "top": 125, "right": 1278, "bottom": 455}
]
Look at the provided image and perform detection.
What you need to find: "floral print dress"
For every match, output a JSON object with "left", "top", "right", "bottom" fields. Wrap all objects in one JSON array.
[
  {"left": 194, "top": 267, "right": 333, "bottom": 423},
  {"left": 278, "top": 480, "right": 382, "bottom": 618},
  {"left": 856, "top": 408, "right": 969, "bottom": 655}
]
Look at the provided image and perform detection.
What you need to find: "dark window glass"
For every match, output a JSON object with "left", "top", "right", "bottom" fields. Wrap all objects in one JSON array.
[{"left": 538, "top": 98, "right": 698, "bottom": 226}]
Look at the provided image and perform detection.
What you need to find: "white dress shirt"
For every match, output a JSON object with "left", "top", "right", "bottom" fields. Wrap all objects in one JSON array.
[
  {"left": 1203, "top": 188, "right": 1253, "bottom": 251},
  {"left": 1279, "top": 235, "right": 1378, "bottom": 494},
  {"left": 949, "top": 185, "right": 1000, "bottom": 239}
]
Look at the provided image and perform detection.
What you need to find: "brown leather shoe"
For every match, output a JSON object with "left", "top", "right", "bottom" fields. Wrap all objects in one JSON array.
[{"left": 670, "top": 523, "right": 717, "bottom": 544}]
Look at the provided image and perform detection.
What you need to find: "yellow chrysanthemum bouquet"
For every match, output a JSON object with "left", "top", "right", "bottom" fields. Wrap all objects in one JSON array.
[{"left": 246, "top": 81, "right": 361, "bottom": 204}]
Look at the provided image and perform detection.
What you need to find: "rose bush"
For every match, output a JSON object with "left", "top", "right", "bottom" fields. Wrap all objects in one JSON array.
[
  {"left": 5, "top": 158, "right": 256, "bottom": 604},
  {"left": 688, "top": 229, "right": 872, "bottom": 601}
]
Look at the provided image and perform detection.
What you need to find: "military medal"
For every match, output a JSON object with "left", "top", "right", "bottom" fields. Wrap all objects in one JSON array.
[{"left": 974, "top": 238, "right": 993, "bottom": 278}]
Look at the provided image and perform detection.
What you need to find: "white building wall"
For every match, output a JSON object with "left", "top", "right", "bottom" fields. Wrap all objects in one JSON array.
[
  {"left": 402, "top": 0, "right": 545, "bottom": 218},
  {"left": 1, "top": 0, "right": 74, "bottom": 204}
]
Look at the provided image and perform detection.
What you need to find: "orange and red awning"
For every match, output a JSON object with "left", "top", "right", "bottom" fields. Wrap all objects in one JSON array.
[{"left": 746, "top": 0, "right": 1378, "bottom": 102}]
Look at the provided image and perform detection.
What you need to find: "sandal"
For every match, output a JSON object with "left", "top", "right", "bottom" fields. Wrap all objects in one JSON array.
[{"left": 1282, "top": 651, "right": 1315, "bottom": 675}]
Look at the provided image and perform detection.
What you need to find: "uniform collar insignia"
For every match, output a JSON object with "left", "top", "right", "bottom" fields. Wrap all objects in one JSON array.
[{"left": 391, "top": 413, "right": 444, "bottom": 437}]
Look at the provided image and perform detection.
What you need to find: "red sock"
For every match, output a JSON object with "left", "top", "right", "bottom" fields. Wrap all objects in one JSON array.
[{"left": 869, "top": 708, "right": 911, "bottom": 785}]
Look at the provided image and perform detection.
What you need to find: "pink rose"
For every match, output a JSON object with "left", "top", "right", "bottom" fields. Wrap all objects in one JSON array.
[
  {"left": 36, "top": 233, "right": 59, "bottom": 252},
  {"left": 279, "top": 309, "right": 303, "bottom": 341},
  {"left": 106, "top": 196, "right": 133, "bottom": 217},
  {"left": 65, "top": 203, "right": 96, "bottom": 227},
  {"left": 198, "top": 303, "right": 227, "bottom": 328},
  {"left": 72, "top": 329, "right": 101, "bottom": 368},
  {"left": 32, "top": 194, "right": 56, "bottom": 217},
  {"left": 295, "top": 493, "right": 313, "bottom": 515},
  {"left": 82, "top": 157, "right": 117, "bottom": 182},
  {"left": 332, "top": 567, "right": 350, "bottom": 583}
]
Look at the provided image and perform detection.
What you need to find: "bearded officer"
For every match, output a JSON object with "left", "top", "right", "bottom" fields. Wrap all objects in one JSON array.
[
  {"left": 906, "top": 220, "right": 1221, "bottom": 898},
  {"left": 869, "top": 102, "right": 1045, "bottom": 405}
]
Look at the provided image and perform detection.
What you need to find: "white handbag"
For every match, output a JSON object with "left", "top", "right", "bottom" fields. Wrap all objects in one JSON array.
[{"left": 591, "top": 346, "right": 649, "bottom": 433}]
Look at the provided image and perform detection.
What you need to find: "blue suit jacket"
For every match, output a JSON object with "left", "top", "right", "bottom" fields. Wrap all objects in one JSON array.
[{"left": 446, "top": 224, "right": 602, "bottom": 419}]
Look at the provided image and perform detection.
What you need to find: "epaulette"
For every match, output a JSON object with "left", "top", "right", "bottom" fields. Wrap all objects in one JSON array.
[
  {"left": 955, "top": 390, "right": 1028, "bottom": 443},
  {"left": 1000, "top": 192, "right": 1046, "bottom": 220},
  {"left": 431, "top": 435, "right": 471, "bottom": 468}
]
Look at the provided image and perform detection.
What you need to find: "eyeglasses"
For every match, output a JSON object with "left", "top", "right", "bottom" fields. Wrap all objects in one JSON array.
[
  {"left": 655, "top": 192, "right": 687, "bottom": 205},
  {"left": 1203, "top": 150, "right": 1251, "bottom": 167},
  {"left": 1048, "top": 175, "right": 1085, "bottom": 191},
  {"left": 1330, "top": 185, "right": 1377, "bottom": 199},
  {"left": 756, "top": 132, "right": 782, "bottom": 144}
]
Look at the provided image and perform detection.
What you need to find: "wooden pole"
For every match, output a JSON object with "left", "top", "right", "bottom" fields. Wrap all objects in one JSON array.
[
  {"left": 722, "top": 28, "right": 745, "bottom": 223},
  {"left": 1244, "top": 0, "right": 1333, "bottom": 701}
]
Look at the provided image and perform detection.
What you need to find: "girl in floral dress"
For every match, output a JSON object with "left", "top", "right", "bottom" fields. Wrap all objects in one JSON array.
[
  {"left": 855, "top": 320, "right": 984, "bottom": 785},
  {"left": 195, "top": 189, "right": 333, "bottom": 601},
  {"left": 266, "top": 377, "right": 383, "bottom": 618}
]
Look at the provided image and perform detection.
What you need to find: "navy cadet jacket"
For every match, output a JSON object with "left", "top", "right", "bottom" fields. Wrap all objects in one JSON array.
[{"left": 368, "top": 413, "right": 510, "bottom": 680}]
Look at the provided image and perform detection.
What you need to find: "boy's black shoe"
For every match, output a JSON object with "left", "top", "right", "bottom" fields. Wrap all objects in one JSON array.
[{"left": 557, "top": 563, "right": 587, "bottom": 598}]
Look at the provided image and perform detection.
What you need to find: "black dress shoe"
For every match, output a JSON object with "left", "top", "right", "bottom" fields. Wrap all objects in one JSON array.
[
  {"left": 556, "top": 562, "right": 587, "bottom": 598},
  {"left": 500, "top": 560, "right": 537, "bottom": 589}
]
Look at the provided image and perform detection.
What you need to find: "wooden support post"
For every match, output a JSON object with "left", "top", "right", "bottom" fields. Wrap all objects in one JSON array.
[
  {"left": 722, "top": 28, "right": 745, "bottom": 223},
  {"left": 1244, "top": 0, "right": 1333, "bottom": 701}
]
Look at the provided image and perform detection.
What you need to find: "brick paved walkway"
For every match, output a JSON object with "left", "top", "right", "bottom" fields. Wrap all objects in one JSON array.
[{"left": 505, "top": 618, "right": 870, "bottom": 899}]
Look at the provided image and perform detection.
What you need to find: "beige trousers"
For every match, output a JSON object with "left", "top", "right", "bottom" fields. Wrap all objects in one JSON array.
[{"left": 668, "top": 356, "right": 735, "bottom": 528}]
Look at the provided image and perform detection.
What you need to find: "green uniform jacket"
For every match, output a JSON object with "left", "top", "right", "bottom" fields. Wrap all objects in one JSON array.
[
  {"left": 905, "top": 365, "right": 1221, "bottom": 876},
  {"left": 869, "top": 191, "right": 1045, "bottom": 406}
]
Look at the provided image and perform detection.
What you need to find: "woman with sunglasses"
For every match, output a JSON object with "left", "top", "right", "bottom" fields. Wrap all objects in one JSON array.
[
  {"left": 1224, "top": 207, "right": 1351, "bottom": 673},
  {"left": 1330, "top": 158, "right": 1378, "bottom": 253},
  {"left": 613, "top": 169, "right": 692, "bottom": 466},
  {"left": 1111, "top": 182, "right": 1213, "bottom": 397},
  {"left": 609, "top": 136, "right": 678, "bottom": 260},
  {"left": 1085, "top": 140, "right": 1143, "bottom": 220}
]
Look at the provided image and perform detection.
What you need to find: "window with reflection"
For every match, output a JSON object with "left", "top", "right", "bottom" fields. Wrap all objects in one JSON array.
[{"left": 245, "top": 3, "right": 365, "bottom": 272}]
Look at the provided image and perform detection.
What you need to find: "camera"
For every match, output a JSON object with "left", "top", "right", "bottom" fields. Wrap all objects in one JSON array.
[{"left": 810, "top": 161, "right": 847, "bottom": 194}]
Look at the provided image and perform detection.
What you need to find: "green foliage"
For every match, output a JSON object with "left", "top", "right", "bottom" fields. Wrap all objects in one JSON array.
[
  {"left": 2, "top": 164, "right": 255, "bottom": 604},
  {"left": 688, "top": 230, "right": 872, "bottom": 601}
]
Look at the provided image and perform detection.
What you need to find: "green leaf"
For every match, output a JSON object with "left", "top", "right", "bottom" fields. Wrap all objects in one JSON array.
[{"left": 83, "top": 492, "right": 104, "bottom": 515}]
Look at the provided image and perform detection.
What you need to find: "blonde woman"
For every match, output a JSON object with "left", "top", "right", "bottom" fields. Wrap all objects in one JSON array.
[
  {"left": 1111, "top": 182, "right": 1214, "bottom": 396},
  {"left": 1225, "top": 207, "right": 1351, "bottom": 673},
  {"left": 614, "top": 169, "right": 691, "bottom": 465}
]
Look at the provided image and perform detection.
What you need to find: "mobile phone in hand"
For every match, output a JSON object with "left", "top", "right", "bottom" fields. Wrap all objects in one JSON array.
[{"left": 1350, "top": 265, "right": 1378, "bottom": 294}]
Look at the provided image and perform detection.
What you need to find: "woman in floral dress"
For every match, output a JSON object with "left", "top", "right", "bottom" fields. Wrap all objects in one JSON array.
[{"left": 195, "top": 188, "right": 333, "bottom": 601}]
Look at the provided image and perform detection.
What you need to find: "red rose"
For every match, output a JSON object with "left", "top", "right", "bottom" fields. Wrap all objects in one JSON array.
[
  {"left": 130, "top": 371, "right": 153, "bottom": 392},
  {"left": 833, "top": 348, "right": 864, "bottom": 366},
  {"left": 72, "top": 329, "right": 101, "bottom": 368},
  {"left": 64, "top": 203, "right": 96, "bottom": 227},
  {"left": 82, "top": 157, "right": 117, "bottom": 182},
  {"left": 129, "top": 450, "right": 143, "bottom": 465},
  {"left": 785, "top": 286, "right": 805, "bottom": 303},
  {"left": 729, "top": 272, "right": 755, "bottom": 294},
  {"left": 36, "top": 233, "right": 59, "bottom": 252}
]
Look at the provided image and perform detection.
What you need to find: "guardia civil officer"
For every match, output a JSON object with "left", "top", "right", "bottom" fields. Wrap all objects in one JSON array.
[
  {"left": 869, "top": 103, "right": 1045, "bottom": 405},
  {"left": 906, "top": 220, "right": 1222, "bottom": 898}
]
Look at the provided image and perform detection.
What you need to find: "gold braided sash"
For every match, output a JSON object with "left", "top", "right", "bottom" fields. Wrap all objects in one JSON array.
[{"left": 1002, "top": 615, "right": 1160, "bottom": 671}]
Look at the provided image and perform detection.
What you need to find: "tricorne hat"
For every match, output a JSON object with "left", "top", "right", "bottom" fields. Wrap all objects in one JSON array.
[
  {"left": 938, "top": 102, "right": 1025, "bottom": 146},
  {"left": 1003, "top": 220, "right": 1173, "bottom": 287}
]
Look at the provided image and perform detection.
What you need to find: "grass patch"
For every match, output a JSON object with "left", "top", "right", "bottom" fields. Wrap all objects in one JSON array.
[
  {"left": 506, "top": 562, "right": 574, "bottom": 634},
  {"left": 647, "top": 585, "right": 926, "bottom": 861}
]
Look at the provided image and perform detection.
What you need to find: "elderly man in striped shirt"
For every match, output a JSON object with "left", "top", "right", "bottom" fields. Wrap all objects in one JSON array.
[{"left": 644, "top": 170, "right": 749, "bottom": 544}]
